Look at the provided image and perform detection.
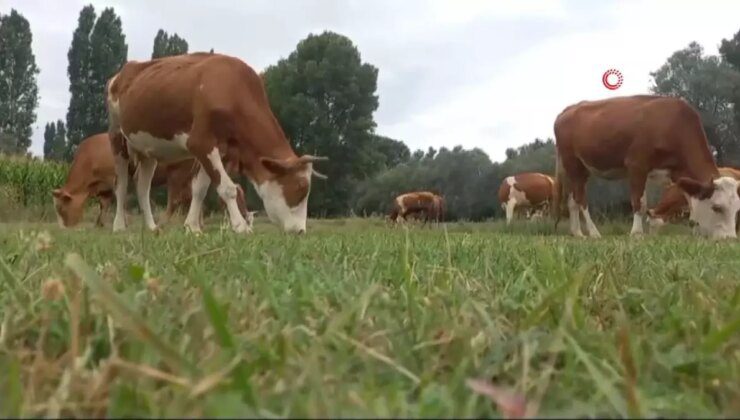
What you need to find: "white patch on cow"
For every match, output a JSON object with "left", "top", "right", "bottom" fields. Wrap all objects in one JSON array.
[
  {"left": 648, "top": 215, "right": 665, "bottom": 230},
  {"left": 206, "top": 148, "right": 250, "bottom": 234},
  {"left": 254, "top": 166, "right": 311, "bottom": 234},
  {"left": 630, "top": 191, "right": 647, "bottom": 236},
  {"left": 395, "top": 195, "right": 408, "bottom": 223},
  {"left": 112, "top": 155, "right": 129, "bottom": 232},
  {"left": 505, "top": 176, "right": 516, "bottom": 187},
  {"left": 567, "top": 194, "right": 583, "bottom": 237},
  {"left": 686, "top": 176, "right": 740, "bottom": 239},
  {"left": 580, "top": 206, "right": 601, "bottom": 238},
  {"left": 567, "top": 193, "right": 601, "bottom": 238},
  {"left": 136, "top": 158, "right": 159, "bottom": 231},
  {"left": 184, "top": 165, "right": 211, "bottom": 233},
  {"left": 125, "top": 131, "right": 191, "bottom": 162},
  {"left": 630, "top": 213, "right": 644, "bottom": 235},
  {"left": 505, "top": 199, "right": 517, "bottom": 225}
]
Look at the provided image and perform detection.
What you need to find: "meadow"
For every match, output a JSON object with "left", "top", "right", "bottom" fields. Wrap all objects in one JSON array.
[{"left": 0, "top": 214, "right": 739, "bottom": 417}]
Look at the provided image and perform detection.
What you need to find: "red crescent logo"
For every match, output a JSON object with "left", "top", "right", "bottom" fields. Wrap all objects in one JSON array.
[{"left": 602, "top": 69, "right": 623, "bottom": 90}]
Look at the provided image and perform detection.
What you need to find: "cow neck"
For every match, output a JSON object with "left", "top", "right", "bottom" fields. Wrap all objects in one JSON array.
[
  {"left": 677, "top": 133, "right": 720, "bottom": 183},
  {"left": 233, "top": 114, "right": 298, "bottom": 185},
  {"left": 62, "top": 158, "right": 96, "bottom": 196}
]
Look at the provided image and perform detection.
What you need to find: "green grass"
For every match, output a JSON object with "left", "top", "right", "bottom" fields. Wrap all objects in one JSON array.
[{"left": 0, "top": 216, "right": 739, "bottom": 417}]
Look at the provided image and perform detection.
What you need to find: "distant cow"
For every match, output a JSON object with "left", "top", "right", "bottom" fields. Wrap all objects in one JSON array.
[
  {"left": 52, "top": 133, "right": 250, "bottom": 229},
  {"left": 106, "top": 52, "right": 327, "bottom": 235},
  {"left": 389, "top": 191, "right": 444, "bottom": 225},
  {"left": 498, "top": 172, "right": 555, "bottom": 225},
  {"left": 648, "top": 166, "right": 740, "bottom": 231},
  {"left": 553, "top": 95, "right": 740, "bottom": 239}
]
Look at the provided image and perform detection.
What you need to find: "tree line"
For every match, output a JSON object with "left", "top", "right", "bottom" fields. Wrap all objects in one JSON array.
[{"left": 2, "top": 5, "right": 740, "bottom": 220}]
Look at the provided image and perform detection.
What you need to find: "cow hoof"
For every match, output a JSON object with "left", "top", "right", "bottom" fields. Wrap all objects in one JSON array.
[
  {"left": 232, "top": 222, "right": 251, "bottom": 234},
  {"left": 184, "top": 224, "right": 203, "bottom": 235}
]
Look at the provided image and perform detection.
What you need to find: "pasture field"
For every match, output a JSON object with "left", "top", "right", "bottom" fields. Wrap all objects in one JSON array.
[{"left": 0, "top": 216, "right": 739, "bottom": 417}]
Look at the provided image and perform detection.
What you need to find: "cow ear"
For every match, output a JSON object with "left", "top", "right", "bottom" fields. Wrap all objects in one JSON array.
[
  {"left": 260, "top": 157, "right": 292, "bottom": 176},
  {"left": 52, "top": 189, "right": 72, "bottom": 202},
  {"left": 677, "top": 177, "right": 715, "bottom": 199}
]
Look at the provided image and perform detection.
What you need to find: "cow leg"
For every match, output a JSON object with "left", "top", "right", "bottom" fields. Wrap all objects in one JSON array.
[
  {"left": 135, "top": 158, "right": 159, "bottom": 231},
  {"left": 184, "top": 165, "right": 210, "bottom": 233},
  {"left": 505, "top": 199, "right": 517, "bottom": 225},
  {"left": 96, "top": 192, "right": 113, "bottom": 227},
  {"left": 628, "top": 174, "right": 648, "bottom": 236},
  {"left": 572, "top": 179, "right": 600, "bottom": 238},
  {"left": 112, "top": 154, "right": 129, "bottom": 232},
  {"left": 189, "top": 147, "right": 250, "bottom": 234},
  {"left": 567, "top": 193, "right": 584, "bottom": 237}
]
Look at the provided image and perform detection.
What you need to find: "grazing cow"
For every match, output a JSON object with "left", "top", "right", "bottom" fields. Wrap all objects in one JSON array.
[
  {"left": 105, "top": 52, "right": 327, "bottom": 235},
  {"left": 53, "top": 133, "right": 251, "bottom": 228},
  {"left": 389, "top": 191, "right": 441, "bottom": 225},
  {"left": 52, "top": 133, "right": 117, "bottom": 228},
  {"left": 498, "top": 172, "right": 555, "bottom": 225},
  {"left": 648, "top": 166, "right": 740, "bottom": 231},
  {"left": 553, "top": 95, "right": 740, "bottom": 239}
]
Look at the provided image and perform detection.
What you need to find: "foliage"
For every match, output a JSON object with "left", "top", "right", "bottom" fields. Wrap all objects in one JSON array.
[
  {"left": 650, "top": 42, "right": 740, "bottom": 166},
  {"left": 0, "top": 153, "right": 67, "bottom": 207},
  {"left": 151, "top": 29, "right": 189, "bottom": 59},
  {"left": 0, "top": 219, "right": 737, "bottom": 417},
  {"left": 43, "top": 120, "right": 67, "bottom": 161},
  {"left": 0, "top": 9, "right": 39, "bottom": 154},
  {"left": 66, "top": 5, "right": 127, "bottom": 160},
  {"left": 263, "top": 31, "right": 396, "bottom": 216}
]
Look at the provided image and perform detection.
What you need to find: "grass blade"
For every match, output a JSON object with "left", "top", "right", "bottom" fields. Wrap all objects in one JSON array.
[{"left": 65, "top": 253, "right": 198, "bottom": 376}]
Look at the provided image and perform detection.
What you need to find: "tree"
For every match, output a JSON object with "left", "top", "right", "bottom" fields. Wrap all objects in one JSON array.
[
  {"left": 66, "top": 5, "right": 127, "bottom": 159},
  {"left": 0, "top": 9, "right": 39, "bottom": 154},
  {"left": 650, "top": 42, "right": 740, "bottom": 165},
  {"left": 263, "top": 31, "right": 382, "bottom": 216},
  {"left": 151, "top": 29, "right": 189, "bottom": 59},
  {"left": 353, "top": 145, "right": 498, "bottom": 220},
  {"left": 43, "top": 120, "right": 67, "bottom": 161}
]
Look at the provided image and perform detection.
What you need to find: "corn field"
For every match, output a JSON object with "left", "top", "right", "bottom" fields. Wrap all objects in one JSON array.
[{"left": 0, "top": 154, "right": 68, "bottom": 207}]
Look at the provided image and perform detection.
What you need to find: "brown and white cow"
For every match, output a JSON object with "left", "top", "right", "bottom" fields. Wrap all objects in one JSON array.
[
  {"left": 648, "top": 166, "right": 740, "bottom": 231},
  {"left": 389, "top": 191, "right": 443, "bottom": 225},
  {"left": 498, "top": 172, "right": 555, "bottom": 225},
  {"left": 53, "top": 133, "right": 252, "bottom": 229},
  {"left": 106, "top": 52, "right": 327, "bottom": 235},
  {"left": 553, "top": 95, "right": 740, "bottom": 239}
]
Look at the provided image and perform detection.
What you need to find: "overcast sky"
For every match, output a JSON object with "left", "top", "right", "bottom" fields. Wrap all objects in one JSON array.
[{"left": 6, "top": 0, "right": 740, "bottom": 162}]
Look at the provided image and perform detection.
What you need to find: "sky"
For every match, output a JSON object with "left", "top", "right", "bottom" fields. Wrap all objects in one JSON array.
[{"left": 5, "top": 0, "right": 740, "bottom": 162}]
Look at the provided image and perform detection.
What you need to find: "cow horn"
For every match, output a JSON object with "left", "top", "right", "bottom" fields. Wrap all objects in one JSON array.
[
  {"left": 312, "top": 169, "right": 328, "bottom": 179},
  {"left": 299, "top": 155, "right": 329, "bottom": 163}
]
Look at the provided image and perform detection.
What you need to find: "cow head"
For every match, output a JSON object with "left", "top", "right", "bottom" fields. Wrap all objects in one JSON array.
[
  {"left": 677, "top": 176, "right": 740, "bottom": 239},
  {"left": 257, "top": 155, "right": 328, "bottom": 234},
  {"left": 52, "top": 189, "right": 87, "bottom": 228}
]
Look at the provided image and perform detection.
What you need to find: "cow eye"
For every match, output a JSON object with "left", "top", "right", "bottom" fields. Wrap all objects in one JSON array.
[{"left": 711, "top": 204, "right": 724, "bottom": 214}]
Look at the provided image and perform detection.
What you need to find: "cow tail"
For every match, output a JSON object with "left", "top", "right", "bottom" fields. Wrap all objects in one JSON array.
[{"left": 553, "top": 149, "right": 565, "bottom": 230}]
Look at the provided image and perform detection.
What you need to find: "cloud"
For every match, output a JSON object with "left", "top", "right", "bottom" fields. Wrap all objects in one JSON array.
[{"left": 6, "top": 0, "right": 740, "bottom": 162}]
